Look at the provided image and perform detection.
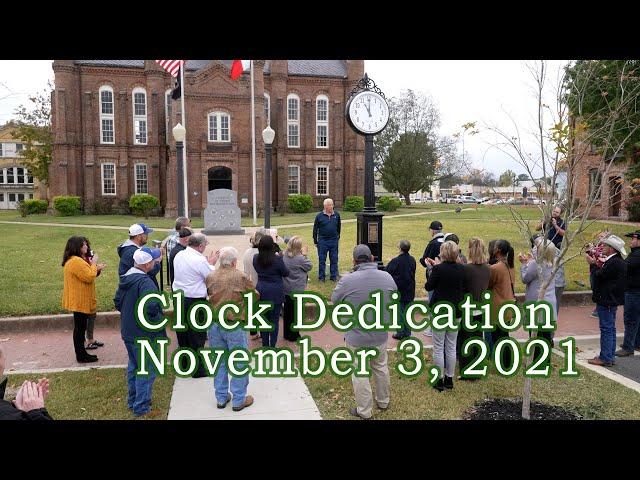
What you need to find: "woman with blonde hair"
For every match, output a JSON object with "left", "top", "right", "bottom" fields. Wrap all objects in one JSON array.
[
  {"left": 282, "top": 236, "right": 313, "bottom": 341},
  {"left": 458, "top": 237, "right": 491, "bottom": 379},
  {"left": 425, "top": 240, "right": 467, "bottom": 391}
]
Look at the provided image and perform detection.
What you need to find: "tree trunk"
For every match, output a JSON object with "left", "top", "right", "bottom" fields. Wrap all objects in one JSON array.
[{"left": 403, "top": 193, "right": 411, "bottom": 206}]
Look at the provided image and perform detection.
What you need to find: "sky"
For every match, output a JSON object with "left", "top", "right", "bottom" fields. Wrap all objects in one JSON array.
[{"left": 0, "top": 60, "right": 568, "bottom": 178}]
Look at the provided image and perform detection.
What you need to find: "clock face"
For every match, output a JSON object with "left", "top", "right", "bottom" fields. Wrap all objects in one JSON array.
[{"left": 348, "top": 91, "right": 390, "bottom": 135}]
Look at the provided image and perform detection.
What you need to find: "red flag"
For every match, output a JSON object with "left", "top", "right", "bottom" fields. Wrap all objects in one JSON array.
[
  {"left": 155, "top": 60, "right": 184, "bottom": 77},
  {"left": 230, "top": 60, "right": 250, "bottom": 80}
]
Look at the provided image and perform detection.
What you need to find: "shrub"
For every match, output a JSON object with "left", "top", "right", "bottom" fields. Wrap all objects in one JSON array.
[
  {"left": 17, "top": 199, "right": 47, "bottom": 216},
  {"left": 288, "top": 194, "right": 313, "bottom": 213},
  {"left": 343, "top": 195, "right": 364, "bottom": 212},
  {"left": 377, "top": 196, "right": 402, "bottom": 212},
  {"left": 89, "top": 198, "right": 115, "bottom": 215},
  {"left": 129, "top": 194, "right": 160, "bottom": 218},
  {"left": 53, "top": 196, "right": 81, "bottom": 216},
  {"left": 116, "top": 198, "right": 132, "bottom": 215}
]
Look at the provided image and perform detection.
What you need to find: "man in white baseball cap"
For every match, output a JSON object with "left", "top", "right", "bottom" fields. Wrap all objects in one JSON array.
[
  {"left": 117, "top": 223, "right": 162, "bottom": 288},
  {"left": 588, "top": 234, "right": 627, "bottom": 367}
]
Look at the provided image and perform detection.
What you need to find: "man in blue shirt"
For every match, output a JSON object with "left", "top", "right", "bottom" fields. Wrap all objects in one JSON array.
[
  {"left": 313, "top": 198, "right": 341, "bottom": 282},
  {"left": 536, "top": 205, "right": 566, "bottom": 248}
]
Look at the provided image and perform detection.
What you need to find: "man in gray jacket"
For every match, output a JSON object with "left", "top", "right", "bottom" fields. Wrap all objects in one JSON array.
[{"left": 331, "top": 244, "right": 397, "bottom": 419}]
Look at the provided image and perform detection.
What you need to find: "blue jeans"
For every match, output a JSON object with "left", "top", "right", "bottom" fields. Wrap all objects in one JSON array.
[
  {"left": 261, "top": 302, "right": 281, "bottom": 348},
  {"left": 317, "top": 238, "right": 339, "bottom": 281},
  {"left": 597, "top": 305, "right": 617, "bottom": 363},
  {"left": 622, "top": 292, "right": 640, "bottom": 352},
  {"left": 124, "top": 340, "right": 157, "bottom": 416},
  {"left": 208, "top": 324, "right": 250, "bottom": 408}
]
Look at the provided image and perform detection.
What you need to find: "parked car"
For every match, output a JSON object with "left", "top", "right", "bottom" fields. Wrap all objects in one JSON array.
[
  {"left": 447, "top": 195, "right": 461, "bottom": 204},
  {"left": 477, "top": 196, "right": 491, "bottom": 204},
  {"left": 421, "top": 197, "right": 435, "bottom": 203},
  {"left": 457, "top": 195, "right": 477, "bottom": 204}
]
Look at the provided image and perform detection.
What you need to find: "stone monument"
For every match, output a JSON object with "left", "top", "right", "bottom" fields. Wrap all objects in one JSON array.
[{"left": 201, "top": 189, "right": 245, "bottom": 235}]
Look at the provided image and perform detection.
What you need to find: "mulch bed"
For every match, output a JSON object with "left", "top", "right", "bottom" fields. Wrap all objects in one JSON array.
[{"left": 463, "top": 398, "right": 583, "bottom": 420}]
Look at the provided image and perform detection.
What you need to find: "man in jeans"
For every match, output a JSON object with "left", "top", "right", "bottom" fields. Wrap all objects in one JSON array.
[
  {"left": 114, "top": 247, "right": 166, "bottom": 417},
  {"left": 587, "top": 235, "right": 627, "bottom": 367},
  {"left": 313, "top": 198, "right": 341, "bottom": 282},
  {"left": 331, "top": 245, "right": 397, "bottom": 419},
  {"left": 617, "top": 230, "right": 640, "bottom": 357}
]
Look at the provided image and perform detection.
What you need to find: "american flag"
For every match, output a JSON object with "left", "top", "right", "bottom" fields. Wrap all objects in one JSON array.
[{"left": 155, "top": 60, "right": 185, "bottom": 77}]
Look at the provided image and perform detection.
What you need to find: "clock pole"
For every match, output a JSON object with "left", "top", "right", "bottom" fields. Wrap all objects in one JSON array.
[{"left": 346, "top": 74, "right": 388, "bottom": 269}]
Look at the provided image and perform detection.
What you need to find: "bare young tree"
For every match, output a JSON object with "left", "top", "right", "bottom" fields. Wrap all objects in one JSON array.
[{"left": 479, "top": 60, "right": 640, "bottom": 419}]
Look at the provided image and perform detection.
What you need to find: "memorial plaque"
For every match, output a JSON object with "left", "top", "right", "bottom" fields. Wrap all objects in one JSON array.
[
  {"left": 368, "top": 222, "right": 379, "bottom": 243},
  {"left": 201, "top": 189, "right": 245, "bottom": 235}
]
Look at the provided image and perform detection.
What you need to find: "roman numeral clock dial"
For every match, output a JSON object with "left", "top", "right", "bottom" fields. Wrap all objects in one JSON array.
[{"left": 347, "top": 90, "right": 389, "bottom": 136}]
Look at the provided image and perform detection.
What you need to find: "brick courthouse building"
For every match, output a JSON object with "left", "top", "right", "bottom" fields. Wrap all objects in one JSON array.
[{"left": 49, "top": 60, "right": 366, "bottom": 216}]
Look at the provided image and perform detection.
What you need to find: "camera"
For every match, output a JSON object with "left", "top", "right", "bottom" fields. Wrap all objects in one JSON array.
[{"left": 89, "top": 250, "right": 94, "bottom": 258}]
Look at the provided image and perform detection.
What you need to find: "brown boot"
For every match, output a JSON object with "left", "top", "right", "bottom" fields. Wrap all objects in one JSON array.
[
  {"left": 587, "top": 356, "right": 613, "bottom": 367},
  {"left": 232, "top": 395, "right": 254, "bottom": 412}
]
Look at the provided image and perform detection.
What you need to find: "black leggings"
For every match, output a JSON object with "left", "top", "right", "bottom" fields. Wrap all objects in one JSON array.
[
  {"left": 282, "top": 295, "right": 300, "bottom": 341},
  {"left": 73, "top": 312, "right": 90, "bottom": 360}
]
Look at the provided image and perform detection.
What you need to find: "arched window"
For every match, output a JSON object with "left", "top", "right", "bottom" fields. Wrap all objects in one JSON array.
[
  {"left": 264, "top": 92, "right": 271, "bottom": 127},
  {"left": 208, "top": 112, "right": 231, "bottom": 142},
  {"left": 287, "top": 94, "right": 300, "bottom": 148},
  {"left": 316, "top": 95, "right": 329, "bottom": 148},
  {"left": 132, "top": 87, "right": 147, "bottom": 145},
  {"left": 99, "top": 86, "right": 115, "bottom": 144}
]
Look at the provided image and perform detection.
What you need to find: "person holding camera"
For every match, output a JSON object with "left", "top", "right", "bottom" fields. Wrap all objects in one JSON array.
[
  {"left": 82, "top": 237, "right": 104, "bottom": 351},
  {"left": 62, "top": 236, "right": 106, "bottom": 363}
]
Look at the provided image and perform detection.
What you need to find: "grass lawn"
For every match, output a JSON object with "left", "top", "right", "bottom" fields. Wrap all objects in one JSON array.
[
  {"left": 5, "top": 367, "right": 175, "bottom": 420},
  {"left": 304, "top": 351, "right": 640, "bottom": 420},
  {"left": 0, "top": 205, "right": 634, "bottom": 316}
]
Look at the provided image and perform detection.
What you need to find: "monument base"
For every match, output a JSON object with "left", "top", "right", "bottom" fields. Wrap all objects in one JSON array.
[{"left": 201, "top": 228, "right": 245, "bottom": 235}]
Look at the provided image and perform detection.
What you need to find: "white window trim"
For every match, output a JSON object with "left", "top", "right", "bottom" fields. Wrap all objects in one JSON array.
[
  {"left": 207, "top": 112, "right": 231, "bottom": 143},
  {"left": 288, "top": 164, "right": 300, "bottom": 195},
  {"left": 287, "top": 94, "right": 300, "bottom": 148},
  {"left": 264, "top": 92, "right": 271, "bottom": 127},
  {"left": 134, "top": 163, "right": 148, "bottom": 195},
  {"left": 316, "top": 95, "right": 329, "bottom": 149},
  {"left": 165, "top": 89, "right": 172, "bottom": 144},
  {"left": 316, "top": 164, "right": 329, "bottom": 196},
  {"left": 132, "top": 87, "right": 148, "bottom": 145},
  {"left": 99, "top": 86, "right": 115, "bottom": 145},
  {"left": 101, "top": 163, "right": 116, "bottom": 196}
]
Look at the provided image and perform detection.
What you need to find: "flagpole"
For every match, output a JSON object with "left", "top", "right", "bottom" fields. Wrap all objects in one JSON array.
[
  {"left": 180, "top": 63, "right": 189, "bottom": 217},
  {"left": 250, "top": 60, "right": 257, "bottom": 226}
]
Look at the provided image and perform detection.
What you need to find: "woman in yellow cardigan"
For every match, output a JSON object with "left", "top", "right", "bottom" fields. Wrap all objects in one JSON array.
[{"left": 62, "top": 236, "right": 106, "bottom": 363}]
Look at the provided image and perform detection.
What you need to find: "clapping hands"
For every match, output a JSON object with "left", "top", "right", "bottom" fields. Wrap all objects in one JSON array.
[{"left": 14, "top": 379, "right": 48, "bottom": 412}]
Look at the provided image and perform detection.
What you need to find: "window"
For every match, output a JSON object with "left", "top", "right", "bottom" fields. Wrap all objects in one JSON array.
[
  {"left": 165, "top": 90, "right": 172, "bottom": 144},
  {"left": 9, "top": 193, "right": 16, "bottom": 202},
  {"left": 208, "top": 112, "right": 230, "bottom": 142},
  {"left": 101, "top": 163, "right": 116, "bottom": 195},
  {"left": 288, "top": 165, "right": 300, "bottom": 194},
  {"left": 316, "top": 165, "right": 328, "bottom": 196},
  {"left": 15, "top": 143, "right": 23, "bottom": 153},
  {"left": 0, "top": 194, "right": 3, "bottom": 202},
  {"left": 133, "top": 88, "right": 147, "bottom": 145},
  {"left": 287, "top": 94, "right": 300, "bottom": 148},
  {"left": 0, "top": 169, "right": 4, "bottom": 184},
  {"left": 7, "top": 167, "right": 14, "bottom": 184},
  {"left": 99, "top": 86, "right": 115, "bottom": 144},
  {"left": 589, "top": 168, "right": 602, "bottom": 202},
  {"left": 27, "top": 172, "right": 33, "bottom": 184},
  {"left": 16, "top": 168, "right": 25, "bottom": 184},
  {"left": 264, "top": 92, "right": 270, "bottom": 127},
  {"left": 29, "top": 194, "right": 33, "bottom": 199},
  {"left": 0, "top": 144, "right": 3, "bottom": 157},
  {"left": 316, "top": 95, "right": 329, "bottom": 148},
  {"left": 17, "top": 193, "right": 24, "bottom": 202},
  {"left": 135, "top": 163, "right": 148, "bottom": 194}
]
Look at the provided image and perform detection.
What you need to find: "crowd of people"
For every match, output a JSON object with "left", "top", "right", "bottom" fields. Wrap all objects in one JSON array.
[{"left": 5, "top": 201, "right": 640, "bottom": 421}]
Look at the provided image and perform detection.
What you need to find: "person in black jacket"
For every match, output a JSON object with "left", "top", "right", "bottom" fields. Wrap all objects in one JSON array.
[
  {"left": 386, "top": 240, "right": 416, "bottom": 340},
  {"left": 587, "top": 235, "right": 627, "bottom": 367},
  {"left": 617, "top": 230, "right": 640, "bottom": 356},
  {"left": 0, "top": 347, "right": 53, "bottom": 421},
  {"left": 425, "top": 240, "right": 467, "bottom": 391},
  {"left": 420, "top": 220, "right": 445, "bottom": 272},
  {"left": 168, "top": 227, "right": 192, "bottom": 287}
]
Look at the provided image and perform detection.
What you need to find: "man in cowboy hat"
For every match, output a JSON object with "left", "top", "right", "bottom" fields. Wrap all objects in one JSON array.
[
  {"left": 616, "top": 230, "right": 640, "bottom": 357},
  {"left": 587, "top": 234, "right": 627, "bottom": 366}
]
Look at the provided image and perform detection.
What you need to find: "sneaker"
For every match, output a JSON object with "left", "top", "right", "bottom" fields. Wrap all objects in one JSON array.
[
  {"left": 77, "top": 354, "right": 98, "bottom": 363},
  {"left": 349, "top": 407, "right": 372, "bottom": 420},
  {"left": 433, "top": 378, "right": 445, "bottom": 392},
  {"left": 217, "top": 393, "right": 232, "bottom": 409},
  {"left": 392, "top": 333, "right": 409, "bottom": 340},
  {"left": 615, "top": 349, "right": 634, "bottom": 357},
  {"left": 444, "top": 376, "right": 454, "bottom": 390},
  {"left": 232, "top": 395, "right": 254, "bottom": 412},
  {"left": 376, "top": 402, "right": 389, "bottom": 411}
]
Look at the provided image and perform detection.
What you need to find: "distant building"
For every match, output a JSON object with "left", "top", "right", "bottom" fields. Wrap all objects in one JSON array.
[{"left": 0, "top": 123, "right": 38, "bottom": 209}]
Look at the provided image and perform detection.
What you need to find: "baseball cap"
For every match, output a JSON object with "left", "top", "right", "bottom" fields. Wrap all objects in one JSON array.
[
  {"left": 429, "top": 220, "right": 443, "bottom": 231},
  {"left": 353, "top": 244, "right": 372, "bottom": 262},
  {"left": 624, "top": 230, "right": 640, "bottom": 238},
  {"left": 133, "top": 247, "right": 162, "bottom": 265},
  {"left": 129, "top": 223, "right": 154, "bottom": 236}
]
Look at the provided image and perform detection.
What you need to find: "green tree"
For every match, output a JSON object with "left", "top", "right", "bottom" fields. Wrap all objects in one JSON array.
[
  {"left": 12, "top": 82, "right": 53, "bottom": 186},
  {"left": 517, "top": 173, "right": 530, "bottom": 182},
  {"left": 498, "top": 169, "right": 516, "bottom": 186}
]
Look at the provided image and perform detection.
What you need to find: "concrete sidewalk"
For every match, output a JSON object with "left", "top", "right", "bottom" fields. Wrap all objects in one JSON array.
[{"left": 167, "top": 373, "right": 322, "bottom": 420}]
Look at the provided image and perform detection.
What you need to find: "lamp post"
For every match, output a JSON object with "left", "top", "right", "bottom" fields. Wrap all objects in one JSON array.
[
  {"left": 172, "top": 123, "right": 186, "bottom": 217},
  {"left": 262, "top": 125, "right": 275, "bottom": 229}
]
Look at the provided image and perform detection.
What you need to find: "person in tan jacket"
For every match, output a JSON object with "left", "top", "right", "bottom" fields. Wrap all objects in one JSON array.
[
  {"left": 61, "top": 236, "right": 106, "bottom": 363},
  {"left": 488, "top": 239, "right": 516, "bottom": 368},
  {"left": 205, "top": 247, "right": 259, "bottom": 412}
]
